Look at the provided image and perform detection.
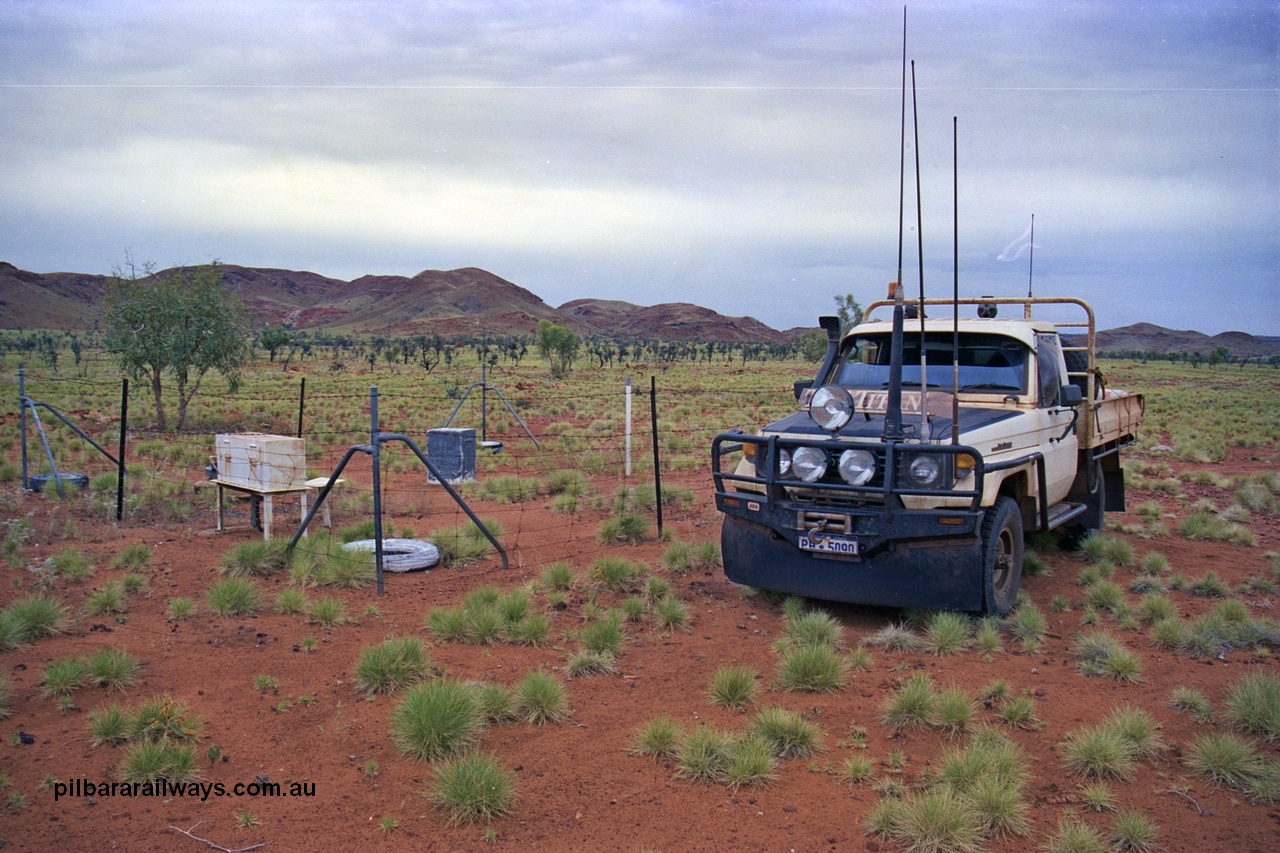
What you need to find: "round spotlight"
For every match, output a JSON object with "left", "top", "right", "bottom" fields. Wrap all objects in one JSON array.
[
  {"left": 838, "top": 449, "right": 876, "bottom": 486},
  {"left": 808, "top": 384, "right": 854, "bottom": 432},
  {"left": 791, "top": 447, "right": 828, "bottom": 483}
]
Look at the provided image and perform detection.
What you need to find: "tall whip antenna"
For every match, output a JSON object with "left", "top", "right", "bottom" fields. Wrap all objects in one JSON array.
[
  {"left": 911, "top": 60, "right": 929, "bottom": 440},
  {"left": 951, "top": 116, "right": 960, "bottom": 444},
  {"left": 884, "top": 5, "right": 908, "bottom": 441}
]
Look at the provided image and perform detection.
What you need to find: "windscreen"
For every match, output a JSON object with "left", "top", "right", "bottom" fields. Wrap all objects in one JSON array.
[{"left": 833, "top": 332, "right": 1029, "bottom": 393}]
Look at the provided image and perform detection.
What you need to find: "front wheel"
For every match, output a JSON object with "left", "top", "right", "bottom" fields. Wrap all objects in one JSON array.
[{"left": 981, "top": 496, "right": 1024, "bottom": 616}]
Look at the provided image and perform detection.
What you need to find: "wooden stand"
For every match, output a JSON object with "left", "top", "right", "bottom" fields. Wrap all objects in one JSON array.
[{"left": 215, "top": 481, "right": 309, "bottom": 541}]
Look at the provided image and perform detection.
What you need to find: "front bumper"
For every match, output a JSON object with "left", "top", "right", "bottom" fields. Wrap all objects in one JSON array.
[{"left": 712, "top": 431, "right": 987, "bottom": 609}]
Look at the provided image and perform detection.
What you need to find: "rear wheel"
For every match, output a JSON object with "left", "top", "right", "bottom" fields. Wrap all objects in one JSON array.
[
  {"left": 1062, "top": 459, "right": 1105, "bottom": 549},
  {"left": 981, "top": 496, "right": 1023, "bottom": 616}
]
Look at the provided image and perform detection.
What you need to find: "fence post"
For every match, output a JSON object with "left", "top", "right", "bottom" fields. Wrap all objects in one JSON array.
[
  {"left": 625, "top": 377, "right": 632, "bottom": 477},
  {"left": 370, "top": 386, "right": 385, "bottom": 595},
  {"left": 18, "top": 364, "right": 27, "bottom": 490},
  {"left": 116, "top": 378, "right": 128, "bottom": 522},
  {"left": 650, "top": 376, "right": 663, "bottom": 537},
  {"left": 296, "top": 377, "right": 306, "bottom": 438}
]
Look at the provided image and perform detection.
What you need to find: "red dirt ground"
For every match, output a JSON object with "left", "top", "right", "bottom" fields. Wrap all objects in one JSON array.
[{"left": 1, "top": 444, "right": 1278, "bottom": 852}]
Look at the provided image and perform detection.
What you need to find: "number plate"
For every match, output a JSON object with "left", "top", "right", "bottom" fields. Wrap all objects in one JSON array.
[{"left": 798, "top": 533, "right": 860, "bottom": 556}]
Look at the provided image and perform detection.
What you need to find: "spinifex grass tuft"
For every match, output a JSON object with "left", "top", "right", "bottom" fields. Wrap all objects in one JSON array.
[
  {"left": 220, "top": 539, "right": 289, "bottom": 577},
  {"left": 881, "top": 673, "right": 936, "bottom": 731},
  {"left": 355, "top": 636, "right": 433, "bottom": 695},
  {"left": 630, "top": 714, "right": 682, "bottom": 760},
  {"left": 747, "top": 706, "right": 820, "bottom": 758},
  {"left": 776, "top": 643, "right": 847, "bottom": 693},
  {"left": 86, "top": 580, "right": 128, "bottom": 616},
  {"left": 923, "top": 610, "right": 972, "bottom": 655},
  {"left": 722, "top": 735, "right": 778, "bottom": 790},
  {"left": 85, "top": 646, "right": 141, "bottom": 691},
  {"left": 1224, "top": 671, "right": 1280, "bottom": 740},
  {"left": 653, "top": 595, "right": 690, "bottom": 631},
  {"left": 1060, "top": 724, "right": 1136, "bottom": 780},
  {"left": 708, "top": 665, "right": 757, "bottom": 711},
  {"left": 1110, "top": 810, "right": 1158, "bottom": 853},
  {"left": 205, "top": 577, "right": 262, "bottom": 616},
  {"left": 674, "top": 725, "right": 734, "bottom": 783},
  {"left": 514, "top": 671, "right": 569, "bottom": 725},
  {"left": 88, "top": 703, "right": 130, "bottom": 746},
  {"left": 579, "top": 611, "right": 625, "bottom": 656},
  {"left": 780, "top": 609, "right": 844, "bottom": 650},
  {"left": 1167, "top": 686, "right": 1213, "bottom": 722},
  {"left": 307, "top": 596, "right": 347, "bottom": 628},
  {"left": 391, "top": 678, "right": 484, "bottom": 762},
  {"left": 1184, "top": 732, "right": 1277, "bottom": 800},
  {"left": 40, "top": 656, "right": 87, "bottom": 697},
  {"left": 428, "top": 752, "right": 516, "bottom": 826}
]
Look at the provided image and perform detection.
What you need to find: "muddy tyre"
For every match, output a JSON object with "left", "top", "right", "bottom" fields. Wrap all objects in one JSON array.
[
  {"left": 981, "top": 496, "right": 1023, "bottom": 616},
  {"left": 1061, "top": 459, "right": 1105, "bottom": 549}
]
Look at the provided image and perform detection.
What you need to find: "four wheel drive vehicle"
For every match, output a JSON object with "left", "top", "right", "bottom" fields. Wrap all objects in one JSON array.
[{"left": 711, "top": 294, "right": 1143, "bottom": 616}]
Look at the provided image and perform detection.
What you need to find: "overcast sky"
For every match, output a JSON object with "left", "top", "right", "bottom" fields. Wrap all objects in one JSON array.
[{"left": 2, "top": 1, "right": 1276, "bottom": 335}]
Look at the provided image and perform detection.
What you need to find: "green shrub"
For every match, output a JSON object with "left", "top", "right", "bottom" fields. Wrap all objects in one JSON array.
[{"left": 130, "top": 695, "right": 203, "bottom": 743}]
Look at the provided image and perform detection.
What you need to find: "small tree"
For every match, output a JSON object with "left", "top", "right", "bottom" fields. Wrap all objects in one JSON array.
[
  {"left": 259, "top": 326, "right": 293, "bottom": 362},
  {"left": 103, "top": 261, "right": 251, "bottom": 431},
  {"left": 536, "top": 320, "right": 579, "bottom": 378},
  {"left": 834, "top": 293, "right": 865, "bottom": 336}
]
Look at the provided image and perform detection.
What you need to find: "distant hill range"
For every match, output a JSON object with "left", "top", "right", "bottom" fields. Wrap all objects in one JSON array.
[
  {"left": 0, "top": 261, "right": 788, "bottom": 344},
  {"left": 2, "top": 261, "right": 1276, "bottom": 354}
]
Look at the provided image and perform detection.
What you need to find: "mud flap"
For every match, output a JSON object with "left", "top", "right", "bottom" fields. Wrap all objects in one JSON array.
[{"left": 721, "top": 516, "right": 985, "bottom": 611}]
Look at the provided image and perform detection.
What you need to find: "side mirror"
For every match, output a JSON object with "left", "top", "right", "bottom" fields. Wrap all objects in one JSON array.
[
  {"left": 1059, "top": 384, "right": 1083, "bottom": 407},
  {"left": 793, "top": 379, "right": 813, "bottom": 400}
]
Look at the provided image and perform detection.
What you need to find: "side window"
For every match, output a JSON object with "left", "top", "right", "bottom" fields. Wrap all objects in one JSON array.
[{"left": 1036, "top": 333, "right": 1063, "bottom": 408}]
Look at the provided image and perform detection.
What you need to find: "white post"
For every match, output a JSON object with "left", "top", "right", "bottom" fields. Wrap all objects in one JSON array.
[{"left": 625, "top": 377, "right": 632, "bottom": 477}]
